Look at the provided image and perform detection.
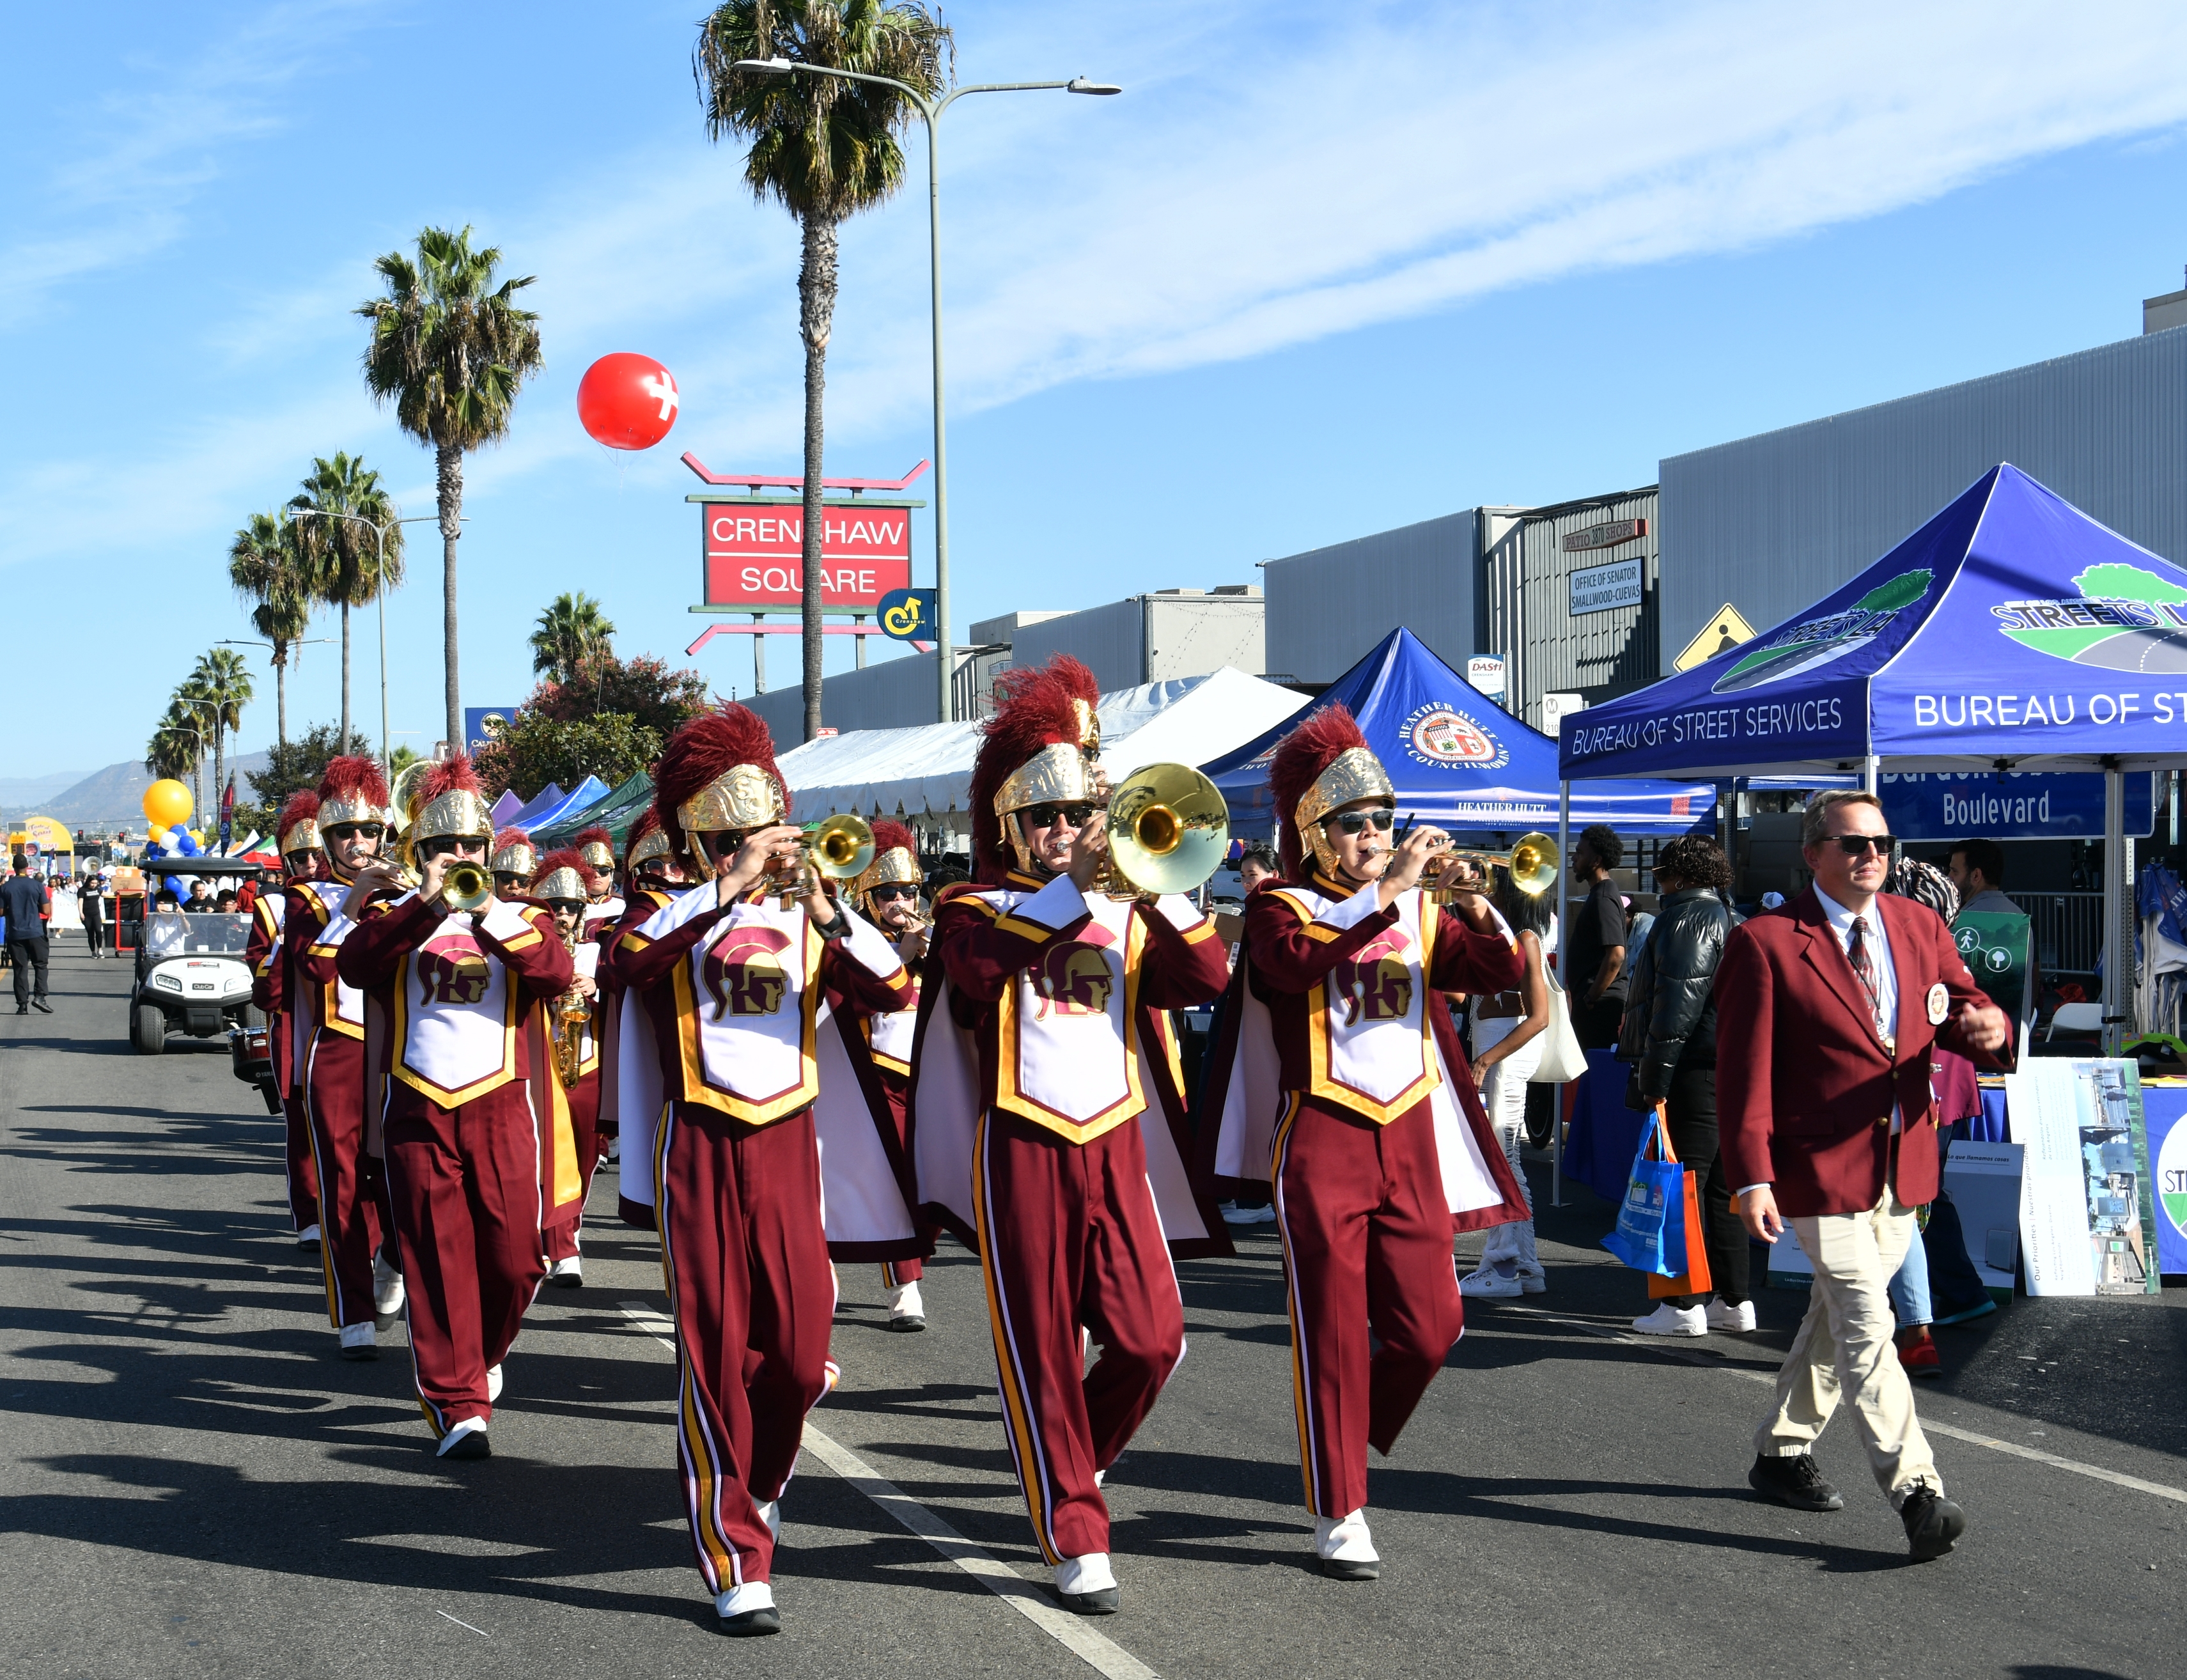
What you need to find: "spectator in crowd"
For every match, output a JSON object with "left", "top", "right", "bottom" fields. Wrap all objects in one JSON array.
[
  {"left": 144, "top": 890, "right": 191, "bottom": 957},
  {"left": 186, "top": 880, "right": 215, "bottom": 910},
  {"left": 215, "top": 889, "right": 240, "bottom": 914},
  {"left": 1566, "top": 824, "right": 1629, "bottom": 1048},
  {"left": 81, "top": 872, "right": 107, "bottom": 957},
  {"left": 1718, "top": 789, "right": 2007, "bottom": 1562},
  {"left": 1619, "top": 835, "right": 1748, "bottom": 1335},
  {"left": 1947, "top": 839, "right": 2018, "bottom": 915},
  {"left": 3, "top": 855, "right": 53, "bottom": 1013},
  {"left": 1237, "top": 844, "right": 1279, "bottom": 894},
  {"left": 1458, "top": 868, "right": 1555, "bottom": 1298}
]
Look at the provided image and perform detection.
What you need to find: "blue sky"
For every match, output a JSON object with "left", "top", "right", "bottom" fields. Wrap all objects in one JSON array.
[{"left": 6, "top": 1, "right": 2187, "bottom": 781}]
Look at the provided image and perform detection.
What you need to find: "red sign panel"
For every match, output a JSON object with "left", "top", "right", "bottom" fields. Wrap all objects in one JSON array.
[{"left": 703, "top": 502, "right": 913, "bottom": 608}]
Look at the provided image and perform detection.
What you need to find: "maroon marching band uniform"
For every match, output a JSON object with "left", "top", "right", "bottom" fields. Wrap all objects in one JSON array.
[
  {"left": 247, "top": 793, "right": 322, "bottom": 1238},
  {"left": 533, "top": 848, "right": 609, "bottom": 1278}
]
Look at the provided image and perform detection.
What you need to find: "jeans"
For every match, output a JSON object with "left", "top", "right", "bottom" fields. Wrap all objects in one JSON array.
[
  {"left": 1659, "top": 1065, "right": 1748, "bottom": 1309},
  {"left": 1888, "top": 1210, "right": 1933, "bottom": 1327},
  {"left": 1476, "top": 1032, "right": 1544, "bottom": 1277},
  {"left": 8, "top": 936, "right": 49, "bottom": 1006}
]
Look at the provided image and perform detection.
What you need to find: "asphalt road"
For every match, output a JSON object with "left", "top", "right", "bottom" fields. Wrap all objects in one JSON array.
[{"left": 4, "top": 943, "right": 2185, "bottom": 1680}]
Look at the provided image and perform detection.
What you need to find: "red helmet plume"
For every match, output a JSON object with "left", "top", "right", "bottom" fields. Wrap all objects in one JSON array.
[
  {"left": 1269, "top": 705, "right": 1369, "bottom": 880},
  {"left": 315, "top": 754, "right": 389, "bottom": 816},
  {"left": 492, "top": 826, "right": 533, "bottom": 854},
  {"left": 529, "top": 846, "right": 603, "bottom": 903},
  {"left": 969, "top": 654, "right": 1100, "bottom": 885},
  {"left": 869, "top": 819, "right": 917, "bottom": 858},
  {"left": 655, "top": 701, "right": 786, "bottom": 863},
  {"left": 277, "top": 791, "right": 322, "bottom": 851}
]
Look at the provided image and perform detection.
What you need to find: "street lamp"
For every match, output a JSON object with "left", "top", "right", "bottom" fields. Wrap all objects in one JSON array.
[
  {"left": 285, "top": 511, "right": 446, "bottom": 782},
  {"left": 733, "top": 56, "right": 1121, "bottom": 722}
]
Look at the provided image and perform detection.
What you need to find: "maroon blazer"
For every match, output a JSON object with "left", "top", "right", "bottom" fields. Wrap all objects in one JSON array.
[{"left": 1716, "top": 885, "right": 1994, "bottom": 1218}]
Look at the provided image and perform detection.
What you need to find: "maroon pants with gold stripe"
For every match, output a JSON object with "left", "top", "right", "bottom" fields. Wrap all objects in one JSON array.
[
  {"left": 874, "top": 1071, "right": 923, "bottom": 1287},
  {"left": 304, "top": 1032, "right": 390, "bottom": 1328},
  {"left": 382, "top": 1081, "right": 546, "bottom": 1435},
  {"left": 1273, "top": 1093, "right": 1464, "bottom": 1520},
  {"left": 657, "top": 1101, "right": 835, "bottom": 1594},
  {"left": 975, "top": 1108, "right": 1184, "bottom": 1565},
  {"left": 542, "top": 1069, "right": 602, "bottom": 1265},
  {"left": 282, "top": 1087, "right": 320, "bottom": 1234}
]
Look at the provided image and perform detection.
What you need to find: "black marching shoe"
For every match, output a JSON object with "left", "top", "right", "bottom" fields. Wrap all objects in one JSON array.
[
  {"left": 719, "top": 1607, "right": 782, "bottom": 1637},
  {"left": 1055, "top": 1586, "right": 1119, "bottom": 1615},
  {"left": 31, "top": 998, "right": 52, "bottom": 1014},
  {"left": 887, "top": 1314, "right": 927, "bottom": 1334},
  {"left": 439, "top": 1429, "right": 492, "bottom": 1461},
  {"left": 1748, "top": 1452, "right": 1845, "bottom": 1511},
  {"left": 1901, "top": 1488, "right": 1966, "bottom": 1561}
]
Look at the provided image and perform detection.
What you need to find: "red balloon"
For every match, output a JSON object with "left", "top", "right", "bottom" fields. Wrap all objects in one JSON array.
[{"left": 577, "top": 352, "right": 680, "bottom": 451}]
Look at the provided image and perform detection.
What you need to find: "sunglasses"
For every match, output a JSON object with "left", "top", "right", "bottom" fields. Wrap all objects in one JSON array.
[
  {"left": 416, "top": 837, "right": 486, "bottom": 861},
  {"left": 1324, "top": 808, "right": 1396, "bottom": 837},
  {"left": 323, "top": 822, "right": 385, "bottom": 841},
  {"left": 1023, "top": 804, "right": 1096, "bottom": 829},
  {"left": 870, "top": 883, "right": 921, "bottom": 903},
  {"left": 1826, "top": 834, "right": 1897, "bottom": 857}
]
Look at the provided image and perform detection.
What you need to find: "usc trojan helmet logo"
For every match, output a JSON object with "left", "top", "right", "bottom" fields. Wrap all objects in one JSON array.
[
  {"left": 1030, "top": 942, "right": 1116, "bottom": 1019},
  {"left": 417, "top": 928, "right": 493, "bottom": 1007},
  {"left": 1331, "top": 926, "right": 1413, "bottom": 1025},
  {"left": 702, "top": 924, "right": 793, "bottom": 1018}
]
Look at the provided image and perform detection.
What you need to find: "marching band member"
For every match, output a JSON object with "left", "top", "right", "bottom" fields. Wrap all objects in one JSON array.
[
  {"left": 287, "top": 756, "right": 405, "bottom": 1359},
  {"left": 594, "top": 809, "right": 687, "bottom": 1171},
  {"left": 491, "top": 827, "right": 539, "bottom": 899},
  {"left": 917, "top": 655, "right": 1231, "bottom": 1616},
  {"left": 531, "top": 847, "right": 607, "bottom": 1287},
  {"left": 247, "top": 791, "right": 327, "bottom": 1248},
  {"left": 337, "top": 756, "right": 575, "bottom": 1460},
  {"left": 613, "top": 704, "right": 914, "bottom": 1637},
  {"left": 1204, "top": 706, "right": 1528, "bottom": 1580},
  {"left": 572, "top": 825, "right": 625, "bottom": 937}
]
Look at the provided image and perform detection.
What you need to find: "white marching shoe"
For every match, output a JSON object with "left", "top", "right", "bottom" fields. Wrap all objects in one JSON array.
[
  {"left": 372, "top": 1252, "right": 405, "bottom": 1319},
  {"left": 1054, "top": 1552, "right": 1119, "bottom": 1615},
  {"left": 756, "top": 1497, "right": 781, "bottom": 1541},
  {"left": 1631, "top": 1302, "right": 1707, "bottom": 1337},
  {"left": 295, "top": 1224, "right": 322, "bottom": 1247},
  {"left": 886, "top": 1279, "right": 925, "bottom": 1332},
  {"left": 486, "top": 1362, "right": 504, "bottom": 1403},
  {"left": 338, "top": 1320, "right": 377, "bottom": 1360},
  {"left": 437, "top": 1417, "right": 490, "bottom": 1459},
  {"left": 715, "top": 1580, "right": 779, "bottom": 1637},
  {"left": 1314, "top": 1509, "right": 1381, "bottom": 1580},
  {"left": 547, "top": 1254, "right": 584, "bottom": 1289}
]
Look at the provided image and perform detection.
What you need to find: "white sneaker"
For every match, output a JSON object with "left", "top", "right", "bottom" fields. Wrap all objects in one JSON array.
[
  {"left": 547, "top": 1255, "right": 583, "bottom": 1287},
  {"left": 1314, "top": 1509, "right": 1381, "bottom": 1580},
  {"left": 1055, "top": 1553, "right": 1116, "bottom": 1597},
  {"left": 756, "top": 1497, "right": 780, "bottom": 1541},
  {"left": 486, "top": 1362, "right": 504, "bottom": 1402},
  {"left": 1220, "top": 1201, "right": 1277, "bottom": 1225},
  {"left": 1518, "top": 1267, "right": 1548, "bottom": 1295},
  {"left": 338, "top": 1321, "right": 377, "bottom": 1352},
  {"left": 603, "top": 1137, "right": 621, "bottom": 1163},
  {"left": 1631, "top": 1303, "right": 1707, "bottom": 1337},
  {"left": 437, "top": 1416, "right": 488, "bottom": 1457},
  {"left": 1707, "top": 1298, "right": 1757, "bottom": 1334},
  {"left": 1458, "top": 1265, "right": 1523, "bottom": 1299},
  {"left": 372, "top": 1252, "right": 405, "bottom": 1318},
  {"left": 295, "top": 1224, "right": 322, "bottom": 1245},
  {"left": 715, "top": 1580, "right": 774, "bottom": 1619}
]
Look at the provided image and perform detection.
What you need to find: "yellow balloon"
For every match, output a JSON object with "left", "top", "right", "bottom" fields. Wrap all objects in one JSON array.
[{"left": 143, "top": 779, "right": 193, "bottom": 830}]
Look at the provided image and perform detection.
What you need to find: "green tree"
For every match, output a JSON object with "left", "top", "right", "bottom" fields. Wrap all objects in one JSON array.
[
  {"left": 694, "top": 0, "right": 951, "bottom": 742},
  {"left": 290, "top": 452, "right": 405, "bottom": 748},
  {"left": 524, "top": 651, "right": 712, "bottom": 736},
  {"left": 529, "top": 590, "right": 617, "bottom": 683},
  {"left": 228, "top": 511, "right": 314, "bottom": 752},
  {"left": 357, "top": 226, "right": 544, "bottom": 752},
  {"left": 472, "top": 711, "right": 664, "bottom": 803},
  {"left": 244, "top": 722, "right": 377, "bottom": 814},
  {"left": 186, "top": 648, "right": 254, "bottom": 836}
]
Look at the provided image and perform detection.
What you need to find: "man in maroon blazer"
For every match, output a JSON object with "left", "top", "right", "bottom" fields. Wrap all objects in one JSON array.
[{"left": 1716, "top": 789, "right": 2008, "bottom": 1563}]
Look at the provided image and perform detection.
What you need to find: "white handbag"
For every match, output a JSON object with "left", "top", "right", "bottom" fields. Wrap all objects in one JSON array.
[{"left": 1527, "top": 961, "right": 1591, "bottom": 1084}]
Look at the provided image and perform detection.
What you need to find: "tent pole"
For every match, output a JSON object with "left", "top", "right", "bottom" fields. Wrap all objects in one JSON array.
[
  {"left": 1862, "top": 754, "right": 1879, "bottom": 797},
  {"left": 2103, "top": 768, "right": 2124, "bottom": 1054},
  {"left": 1552, "top": 778, "right": 1571, "bottom": 1209}
]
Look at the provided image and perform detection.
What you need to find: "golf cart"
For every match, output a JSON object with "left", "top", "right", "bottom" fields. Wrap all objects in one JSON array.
[{"left": 128, "top": 857, "right": 271, "bottom": 1078}]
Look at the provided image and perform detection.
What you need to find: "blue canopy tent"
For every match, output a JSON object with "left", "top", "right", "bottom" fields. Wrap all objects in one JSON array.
[
  {"left": 1206, "top": 628, "right": 1716, "bottom": 843},
  {"left": 1560, "top": 463, "right": 2187, "bottom": 1044},
  {"left": 511, "top": 775, "right": 611, "bottom": 835},
  {"left": 509, "top": 782, "right": 566, "bottom": 827}
]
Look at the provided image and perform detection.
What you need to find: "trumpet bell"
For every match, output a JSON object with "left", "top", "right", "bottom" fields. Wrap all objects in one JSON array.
[
  {"left": 808, "top": 813, "right": 875, "bottom": 880},
  {"left": 1504, "top": 831, "right": 1560, "bottom": 896},
  {"left": 442, "top": 862, "right": 494, "bottom": 913},
  {"left": 1107, "top": 763, "right": 1229, "bottom": 898}
]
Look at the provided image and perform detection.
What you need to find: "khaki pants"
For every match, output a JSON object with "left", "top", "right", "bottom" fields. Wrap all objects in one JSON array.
[{"left": 1755, "top": 1189, "right": 1940, "bottom": 1507}]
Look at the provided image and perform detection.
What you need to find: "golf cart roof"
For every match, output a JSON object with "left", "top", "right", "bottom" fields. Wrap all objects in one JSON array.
[{"left": 134, "top": 856, "right": 271, "bottom": 878}]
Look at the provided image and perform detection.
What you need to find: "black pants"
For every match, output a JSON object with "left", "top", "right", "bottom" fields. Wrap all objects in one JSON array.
[
  {"left": 1661, "top": 1065, "right": 1748, "bottom": 1309},
  {"left": 84, "top": 915, "right": 104, "bottom": 956},
  {"left": 1571, "top": 992, "right": 1624, "bottom": 1051},
  {"left": 8, "top": 936, "right": 50, "bottom": 1006}
]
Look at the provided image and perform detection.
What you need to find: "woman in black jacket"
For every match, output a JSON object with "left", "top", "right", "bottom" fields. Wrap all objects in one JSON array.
[{"left": 1618, "top": 835, "right": 1749, "bottom": 1337}]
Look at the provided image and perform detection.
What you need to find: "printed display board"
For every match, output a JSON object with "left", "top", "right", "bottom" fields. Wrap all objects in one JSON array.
[
  {"left": 2004, "top": 1059, "right": 2160, "bottom": 1296},
  {"left": 1940, "top": 1141, "right": 2025, "bottom": 1296},
  {"left": 2145, "top": 1082, "right": 2187, "bottom": 1275}
]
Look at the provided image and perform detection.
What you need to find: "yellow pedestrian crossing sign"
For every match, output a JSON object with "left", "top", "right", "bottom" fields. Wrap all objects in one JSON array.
[{"left": 1674, "top": 603, "right": 1757, "bottom": 672}]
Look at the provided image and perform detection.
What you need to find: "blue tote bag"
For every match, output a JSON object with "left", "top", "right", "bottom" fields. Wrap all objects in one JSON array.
[{"left": 1600, "top": 1107, "right": 1686, "bottom": 1277}]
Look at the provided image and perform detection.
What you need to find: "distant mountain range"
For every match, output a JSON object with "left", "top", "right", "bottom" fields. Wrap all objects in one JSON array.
[{"left": 4, "top": 752, "right": 273, "bottom": 832}]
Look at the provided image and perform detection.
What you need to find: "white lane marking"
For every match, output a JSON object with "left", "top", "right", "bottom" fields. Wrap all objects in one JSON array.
[
  {"left": 434, "top": 1609, "right": 491, "bottom": 1637},
  {"left": 1507, "top": 1304, "right": 2187, "bottom": 1507},
  {"left": 618, "top": 1303, "right": 1160, "bottom": 1680}
]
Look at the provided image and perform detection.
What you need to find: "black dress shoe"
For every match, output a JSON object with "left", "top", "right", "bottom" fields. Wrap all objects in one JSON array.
[
  {"left": 887, "top": 1314, "right": 927, "bottom": 1334},
  {"left": 1748, "top": 1452, "right": 1845, "bottom": 1511},
  {"left": 1054, "top": 1586, "right": 1119, "bottom": 1615},
  {"left": 31, "top": 999, "right": 52, "bottom": 1014},
  {"left": 1901, "top": 1488, "right": 1966, "bottom": 1560},
  {"left": 718, "top": 1606, "right": 781, "bottom": 1637},
  {"left": 1319, "top": 1556, "right": 1381, "bottom": 1581}
]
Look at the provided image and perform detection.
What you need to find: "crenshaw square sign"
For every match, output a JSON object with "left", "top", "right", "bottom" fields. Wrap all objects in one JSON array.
[{"left": 697, "top": 495, "right": 915, "bottom": 610}]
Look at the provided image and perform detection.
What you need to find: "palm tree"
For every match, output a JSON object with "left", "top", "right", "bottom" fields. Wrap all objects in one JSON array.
[
  {"left": 290, "top": 452, "right": 404, "bottom": 746},
  {"left": 187, "top": 648, "right": 254, "bottom": 834},
  {"left": 529, "top": 591, "right": 616, "bottom": 683},
  {"left": 695, "top": 0, "right": 952, "bottom": 742},
  {"left": 357, "top": 227, "right": 544, "bottom": 752},
  {"left": 147, "top": 695, "right": 204, "bottom": 828},
  {"left": 229, "top": 511, "right": 313, "bottom": 752}
]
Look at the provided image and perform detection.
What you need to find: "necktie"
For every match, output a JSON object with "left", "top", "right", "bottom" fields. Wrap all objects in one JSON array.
[{"left": 1848, "top": 916, "right": 1887, "bottom": 1041}]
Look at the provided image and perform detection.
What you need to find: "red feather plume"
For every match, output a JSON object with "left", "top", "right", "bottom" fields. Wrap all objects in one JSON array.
[
  {"left": 869, "top": 818, "right": 917, "bottom": 861},
  {"left": 316, "top": 754, "right": 389, "bottom": 808},
  {"left": 625, "top": 805, "right": 664, "bottom": 859},
  {"left": 410, "top": 752, "right": 486, "bottom": 814},
  {"left": 277, "top": 791, "right": 320, "bottom": 843},
  {"left": 492, "top": 826, "right": 533, "bottom": 855},
  {"left": 969, "top": 654, "right": 1100, "bottom": 885},
  {"left": 1268, "top": 704, "right": 1369, "bottom": 880},
  {"left": 572, "top": 824, "right": 614, "bottom": 855},
  {"left": 655, "top": 702, "right": 785, "bottom": 862},
  {"left": 531, "top": 846, "right": 602, "bottom": 899}
]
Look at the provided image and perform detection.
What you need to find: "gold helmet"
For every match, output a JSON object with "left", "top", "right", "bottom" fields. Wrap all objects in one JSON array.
[
  {"left": 970, "top": 655, "right": 1103, "bottom": 880},
  {"left": 400, "top": 756, "right": 494, "bottom": 871},
  {"left": 656, "top": 704, "right": 787, "bottom": 869},
  {"left": 1272, "top": 706, "right": 1394, "bottom": 878},
  {"left": 492, "top": 827, "right": 538, "bottom": 883},
  {"left": 852, "top": 819, "right": 923, "bottom": 917}
]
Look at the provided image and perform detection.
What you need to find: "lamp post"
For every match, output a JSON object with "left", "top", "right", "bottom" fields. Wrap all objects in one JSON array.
[
  {"left": 286, "top": 511, "right": 442, "bottom": 782},
  {"left": 732, "top": 56, "right": 1120, "bottom": 723},
  {"left": 217, "top": 637, "right": 332, "bottom": 759}
]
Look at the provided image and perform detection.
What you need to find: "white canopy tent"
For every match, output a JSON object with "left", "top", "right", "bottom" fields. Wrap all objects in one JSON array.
[{"left": 774, "top": 666, "right": 1309, "bottom": 836}]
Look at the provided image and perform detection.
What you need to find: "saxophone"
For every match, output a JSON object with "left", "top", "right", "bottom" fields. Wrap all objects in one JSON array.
[{"left": 551, "top": 922, "right": 591, "bottom": 1086}]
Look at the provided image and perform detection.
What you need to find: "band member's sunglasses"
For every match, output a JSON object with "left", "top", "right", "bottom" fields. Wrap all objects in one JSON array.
[
  {"left": 1827, "top": 834, "right": 1897, "bottom": 856},
  {"left": 1024, "top": 804, "right": 1096, "bottom": 828},
  {"left": 870, "top": 883, "right": 921, "bottom": 903},
  {"left": 323, "top": 822, "right": 385, "bottom": 841},
  {"left": 1325, "top": 809, "right": 1396, "bottom": 836},
  {"left": 416, "top": 837, "right": 487, "bottom": 860}
]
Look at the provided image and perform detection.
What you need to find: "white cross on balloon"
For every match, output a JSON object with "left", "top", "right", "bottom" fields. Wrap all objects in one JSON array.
[{"left": 641, "top": 370, "right": 679, "bottom": 421}]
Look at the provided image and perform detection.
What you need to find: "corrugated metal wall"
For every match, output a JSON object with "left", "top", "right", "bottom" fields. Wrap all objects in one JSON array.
[
  {"left": 743, "top": 649, "right": 949, "bottom": 752},
  {"left": 1009, "top": 598, "right": 1144, "bottom": 690},
  {"left": 1481, "top": 490, "right": 1660, "bottom": 729},
  {"left": 1263, "top": 509, "right": 1480, "bottom": 683},
  {"left": 1660, "top": 327, "right": 2187, "bottom": 674},
  {"left": 1142, "top": 596, "right": 1264, "bottom": 682}
]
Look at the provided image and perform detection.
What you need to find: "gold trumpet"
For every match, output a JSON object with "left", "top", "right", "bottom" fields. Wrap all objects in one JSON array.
[
  {"left": 440, "top": 861, "right": 495, "bottom": 913},
  {"left": 1094, "top": 762, "right": 1230, "bottom": 899},
  {"left": 1422, "top": 830, "right": 1560, "bottom": 898},
  {"left": 771, "top": 813, "right": 875, "bottom": 908}
]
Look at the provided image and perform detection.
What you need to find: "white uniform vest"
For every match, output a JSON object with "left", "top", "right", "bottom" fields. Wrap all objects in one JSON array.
[
  {"left": 1267, "top": 881, "right": 1442, "bottom": 1122},
  {"left": 866, "top": 969, "right": 920, "bottom": 1075},
  {"left": 299, "top": 879, "right": 368, "bottom": 1038},
  {"left": 385, "top": 896, "right": 540, "bottom": 1105}
]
